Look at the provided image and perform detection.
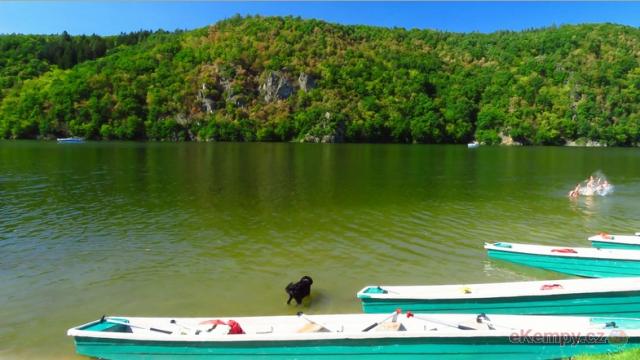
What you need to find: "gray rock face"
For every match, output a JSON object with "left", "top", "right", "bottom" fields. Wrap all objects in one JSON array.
[
  {"left": 220, "top": 78, "right": 233, "bottom": 95},
  {"left": 298, "top": 72, "right": 316, "bottom": 92},
  {"left": 175, "top": 113, "right": 190, "bottom": 126},
  {"left": 220, "top": 78, "right": 247, "bottom": 108},
  {"left": 300, "top": 112, "right": 345, "bottom": 143},
  {"left": 260, "top": 71, "right": 294, "bottom": 102},
  {"left": 202, "top": 98, "right": 215, "bottom": 113},
  {"left": 499, "top": 132, "right": 522, "bottom": 146},
  {"left": 198, "top": 83, "right": 215, "bottom": 114},
  {"left": 302, "top": 134, "right": 340, "bottom": 143},
  {"left": 228, "top": 94, "right": 245, "bottom": 108}
]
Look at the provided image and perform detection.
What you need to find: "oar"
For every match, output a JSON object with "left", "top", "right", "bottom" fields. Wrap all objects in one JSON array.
[
  {"left": 104, "top": 316, "right": 173, "bottom": 335},
  {"left": 406, "top": 312, "right": 516, "bottom": 331},
  {"left": 362, "top": 309, "right": 401, "bottom": 332},
  {"left": 474, "top": 313, "right": 517, "bottom": 330},
  {"left": 475, "top": 313, "right": 496, "bottom": 330},
  {"left": 405, "top": 312, "right": 460, "bottom": 329},
  {"left": 170, "top": 319, "right": 199, "bottom": 334},
  {"left": 296, "top": 312, "right": 337, "bottom": 332},
  {"left": 170, "top": 319, "right": 192, "bottom": 328}
]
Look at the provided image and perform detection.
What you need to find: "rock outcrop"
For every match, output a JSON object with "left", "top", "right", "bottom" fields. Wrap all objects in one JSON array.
[
  {"left": 499, "top": 132, "right": 522, "bottom": 146},
  {"left": 199, "top": 68, "right": 317, "bottom": 113},
  {"left": 219, "top": 78, "right": 233, "bottom": 95},
  {"left": 227, "top": 94, "right": 245, "bottom": 107},
  {"left": 197, "top": 83, "right": 215, "bottom": 114},
  {"left": 175, "top": 113, "right": 190, "bottom": 126},
  {"left": 301, "top": 112, "right": 345, "bottom": 143},
  {"left": 260, "top": 71, "right": 293, "bottom": 102},
  {"left": 198, "top": 75, "right": 248, "bottom": 113},
  {"left": 298, "top": 72, "right": 316, "bottom": 92}
]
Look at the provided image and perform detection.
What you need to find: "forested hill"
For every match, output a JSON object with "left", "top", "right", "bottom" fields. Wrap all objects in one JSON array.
[{"left": 2, "top": 16, "right": 640, "bottom": 145}]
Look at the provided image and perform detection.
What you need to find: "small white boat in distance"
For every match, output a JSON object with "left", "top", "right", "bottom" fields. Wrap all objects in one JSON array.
[
  {"left": 590, "top": 232, "right": 640, "bottom": 250},
  {"left": 467, "top": 141, "right": 479, "bottom": 148},
  {"left": 57, "top": 137, "right": 85, "bottom": 143}
]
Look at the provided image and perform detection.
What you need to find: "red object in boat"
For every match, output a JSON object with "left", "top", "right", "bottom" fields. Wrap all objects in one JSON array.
[
  {"left": 199, "top": 319, "right": 245, "bottom": 334},
  {"left": 551, "top": 248, "right": 578, "bottom": 254},
  {"left": 540, "top": 284, "right": 563, "bottom": 290}
]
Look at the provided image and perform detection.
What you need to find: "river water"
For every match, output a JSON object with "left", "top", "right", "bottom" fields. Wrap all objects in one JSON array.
[{"left": 1, "top": 141, "right": 640, "bottom": 359}]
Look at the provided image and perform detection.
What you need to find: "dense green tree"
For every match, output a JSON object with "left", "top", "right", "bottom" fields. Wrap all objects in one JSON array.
[{"left": 2, "top": 17, "right": 640, "bottom": 145}]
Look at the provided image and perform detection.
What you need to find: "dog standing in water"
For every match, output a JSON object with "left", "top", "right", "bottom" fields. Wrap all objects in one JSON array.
[{"left": 285, "top": 276, "right": 313, "bottom": 305}]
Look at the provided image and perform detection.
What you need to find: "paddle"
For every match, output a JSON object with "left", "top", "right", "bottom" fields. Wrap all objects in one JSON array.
[
  {"left": 405, "top": 312, "right": 516, "bottom": 331},
  {"left": 103, "top": 316, "right": 173, "bottom": 335},
  {"left": 170, "top": 319, "right": 197, "bottom": 334},
  {"left": 296, "top": 312, "right": 337, "bottom": 332},
  {"left": 475, "top": 313, "right": 496, "bottom": 330},
  {"left": 361, "top": 309, "right": 401, "bottom": 332},
  {"left": 405, "top": 312, "right": 459, "bottom": 329},
  {"left": 475, "top": 313, "right": 517, "bottom": 330}
]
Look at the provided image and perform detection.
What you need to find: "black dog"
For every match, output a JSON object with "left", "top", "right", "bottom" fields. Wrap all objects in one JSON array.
[{"left": 285, "top": 276, "right": 313, "bottom": 305}]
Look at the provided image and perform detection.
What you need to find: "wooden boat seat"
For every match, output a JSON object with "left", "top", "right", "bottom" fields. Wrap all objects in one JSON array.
[
  {"left": 374, "top": 322, "right": 406, "bottom": 332},
  {"left": 297, "top": 323, "right": 330, "bottom": 333}
]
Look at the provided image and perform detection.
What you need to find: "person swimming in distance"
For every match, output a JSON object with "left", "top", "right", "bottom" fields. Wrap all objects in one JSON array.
[
  {"left": 596, "top": 180, "right": 610, "bottom": 195},
  {"left": 568, "top": 184, "right": 580, "bottom": 198},
  {"left": 587, "top": 176, "right": 595, "bottom": 189}
]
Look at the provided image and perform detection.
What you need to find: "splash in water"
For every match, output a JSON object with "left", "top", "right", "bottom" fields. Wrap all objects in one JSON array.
[{"left": 568, "top": 171, "right": 614, "bottom": 198}]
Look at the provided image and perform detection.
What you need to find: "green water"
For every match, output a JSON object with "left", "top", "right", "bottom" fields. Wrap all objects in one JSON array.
[{"left": 2, "top": 141, "right": 640, "bottom": 359}]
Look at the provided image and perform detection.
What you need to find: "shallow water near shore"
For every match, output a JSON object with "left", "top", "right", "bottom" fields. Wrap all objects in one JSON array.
[{"left": 2, "top": 141, "right": 640, "bottom": 359}]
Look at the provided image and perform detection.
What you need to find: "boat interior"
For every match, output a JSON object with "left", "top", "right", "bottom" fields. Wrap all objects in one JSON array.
[{"left": 75, "top": 313, "right": 640, "bottom": 338}]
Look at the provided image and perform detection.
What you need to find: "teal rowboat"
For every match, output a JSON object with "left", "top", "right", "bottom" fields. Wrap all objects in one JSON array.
[
  {"left": 357, "top": 277, "right": 640, "bottom": 316},
  {"left": 590, "top": 233, "right": 640, "bottom": 250},
  {"left": 68, "top": 313, "right": 640, "bottom": 359},
  {"left": 485, "top": 242, "right": 640, "bottom": 277}
]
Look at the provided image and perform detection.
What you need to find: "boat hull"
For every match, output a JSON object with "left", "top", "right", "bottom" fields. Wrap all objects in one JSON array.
[
  {"left": 359, "top": 290, "right": 640, "bottom": 317},
  {"left": 72, "top": 335, "right": 639, "bottom": 360},
  {"left": 591, "top": 240, "right": 640, "bottom": 250},
  {"left": 486, "top": 248, "right": 640, "bottom": 277},
  {"left": 69, "top": 313, "right": 640, "bottom": 360}
]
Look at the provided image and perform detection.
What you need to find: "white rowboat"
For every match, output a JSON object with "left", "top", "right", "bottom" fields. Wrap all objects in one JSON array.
[
  {"left": 357, "top": 277, "right": 640, "bottom": 316},
  {"left": 68, "top": 312, "right": 640, "bottom": 359},
  {"left": 589, "top": 232, "right": 640, "bottom": 250}
]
